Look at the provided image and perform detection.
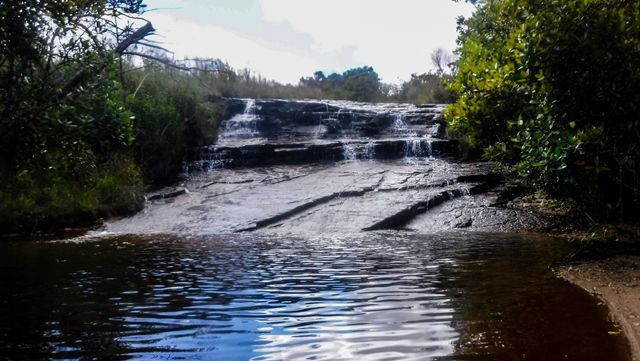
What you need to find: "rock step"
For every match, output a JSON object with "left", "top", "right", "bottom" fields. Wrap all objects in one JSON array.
[
  {"left": 362, "top": 175, "right": 503, "bottom": 231},
  {"left": 236, "top": 188, "right": 374, "bottom": 232},
  {"left": 219, "top": 98, "right": 445, "bottom": 140},
  {"left": 186, "top": 139, "right": 459, "bottom": 171},
  {"left": 237, "top": 173, "right": 500, "bottom": 232}
]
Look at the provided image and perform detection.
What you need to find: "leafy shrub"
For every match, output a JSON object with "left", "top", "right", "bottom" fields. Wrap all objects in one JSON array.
[
  {"left": 446, "top": 0, "right": 640, "bottom": 220},
  {"left": 0, "top": 153, "right": 143, "bottom": 233},
  {"left": 123, "top": 64, "right": 221, "bottom": 184}
]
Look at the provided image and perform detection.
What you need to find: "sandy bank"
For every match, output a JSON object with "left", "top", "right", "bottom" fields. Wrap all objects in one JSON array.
[{"left": 558, "top": 255, "right": 640, "bottom": 361}]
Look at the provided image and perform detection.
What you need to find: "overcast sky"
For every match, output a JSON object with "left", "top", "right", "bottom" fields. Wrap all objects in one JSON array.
[{"left": 143, "top": 0, "right": 476, "bottom": 84}]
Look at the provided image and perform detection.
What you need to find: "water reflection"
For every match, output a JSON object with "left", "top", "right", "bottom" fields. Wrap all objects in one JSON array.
[{"left": 0, "top": 233, "right": 631, "bottom": 360}]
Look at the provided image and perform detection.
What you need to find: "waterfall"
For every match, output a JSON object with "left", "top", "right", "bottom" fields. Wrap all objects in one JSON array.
[
  {"left": 341, "top": 141, "right": 376, "bottom": 161},
  {"left": 393, "top": 114, "right": 408, "bottom": 132},
  {"left": 403, "top": 139, "right": 433, "bottom": 159},
  {"left": 185, "top": 98, "right": 455, "bottom": 173},
  {"left": 218, "top": 99, "right": 261, "bottom": 141},
  {"left": 364, "top": 141, "right": 376, "bottom": 160},
  {"left": 244, "top": 99, "right": 255, "bottom": 114},
  {"left": 187, "top": 146, "right": 234, "bottom": 173},
  {"left": 342, "top": 143, "right": 357, "bottom": 161}
]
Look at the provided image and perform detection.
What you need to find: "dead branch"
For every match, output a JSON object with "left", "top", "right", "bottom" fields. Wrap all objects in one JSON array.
[
  {"left": 55, "top": 22, "right": 155, "bottom": 101},
  {"left": 122, "top": 51, "right": 191, "bottom": 71}
]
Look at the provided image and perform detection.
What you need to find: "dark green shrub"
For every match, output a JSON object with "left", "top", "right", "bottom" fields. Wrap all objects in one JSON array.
[
  {"left": 0, "top": 153, "right": 143, "bottom": 233},
  {"left": 446, "top": 0, "right": 640, "bottom": 220},
  {"left": 123, "top": 65, "right": 220, "bottom": 185}
]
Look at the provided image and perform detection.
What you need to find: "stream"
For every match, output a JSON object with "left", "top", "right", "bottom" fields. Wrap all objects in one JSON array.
[{"left": 0, "top": 99, "right": 632, "bottom": 360}]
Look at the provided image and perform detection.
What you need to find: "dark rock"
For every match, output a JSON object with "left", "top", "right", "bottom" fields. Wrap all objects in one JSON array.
[
  {"left": 185, "top": 138, "right": 461, "bottom": 171},
  {"left": 454, "top": 219, "right": 473, "bottom": 228},
  {"left": 147, "top": 188, "right": 188, "bottom": 201},
  {"left": 215, "top": 98, "right": 446, "bottom": 144}
]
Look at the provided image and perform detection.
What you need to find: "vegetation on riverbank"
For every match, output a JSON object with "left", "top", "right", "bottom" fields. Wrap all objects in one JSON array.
[
  {"left": 446, "top": 0, "right": 640, "bottom": 223},
  {"left": 123, "top": 64, "right": 221, "bottom": 185},
  {"left": 0, "top": 1, "right": 222, "bottom": 233}
]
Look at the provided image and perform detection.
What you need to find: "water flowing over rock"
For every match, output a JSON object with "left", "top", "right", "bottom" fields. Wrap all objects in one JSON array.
[
  {"left": 186, "top": 99, "right": 452, "bottom": 171},
  {"left": 105, "top": 98, "right": 555, "bottom": 236}
]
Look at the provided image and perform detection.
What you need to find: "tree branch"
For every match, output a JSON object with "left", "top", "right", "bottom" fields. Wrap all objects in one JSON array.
[
  {"left": 54, "top": 22, "right": 155, "bottom": 102},
  {"left": 122, "top": 51, "right": 191, "bottom": 71},
  {"left": 136, "top": 41, "right": 173, "bottom": 54}
]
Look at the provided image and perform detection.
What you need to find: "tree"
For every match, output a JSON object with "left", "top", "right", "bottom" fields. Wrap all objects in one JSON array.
[
  {"left": 396, "top": 72, "right": 455, "bottom": 104},
  {"left": 298, "top": 66, "right": 383, "bottom": 101},
  {"left": 0, "top": 0, "right": 153, "bottom": 171},
  {"left": 341, "top": 66, "right": 381, "bottom": 102},
  {"left": 0, "top": 0, "right": 153, "bottom": 231},
  {"left": 430, "top": 48, "right": 454, "bottom": 75},
  {"left": 445, "top": 0, "right": 640, "bottom": 220}
]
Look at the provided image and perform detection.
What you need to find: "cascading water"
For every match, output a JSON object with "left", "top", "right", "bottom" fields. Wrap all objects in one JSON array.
[
  {"left": 364, "top": 141, "right": 376, "bottom": 160},
  {"left": 341, "top": 141, "right": 376, "bottom": 162},
  {"left": 186, "top": 98, "right": 456, "bottom": 170},
  {"left": 217, "top": 99, "right": 260, "bottom": 142},
  {"left": 185, "top": 146, "right": 230, "bottom": 173},
  {"left": 342, "top": 142, "right": 357, "bottom": 161},
  {"left": 393, "top": 114, "right": 408, "bottom": 132},
  {"left": 403, "top": 139, "right": 433, "bottom": 159}
]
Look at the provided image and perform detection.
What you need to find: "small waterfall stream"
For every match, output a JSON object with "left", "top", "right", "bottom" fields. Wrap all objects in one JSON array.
[
  {"left": 186, "top": 98, "right": 453, "bottom": 172},
  {"left": 15, "top": 98, "right": 628, "bottom": 361}
]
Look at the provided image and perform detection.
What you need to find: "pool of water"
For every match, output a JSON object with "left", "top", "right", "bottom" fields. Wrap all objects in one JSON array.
[{"left": 0, "top": 232, "right": 630, "bottom": 360}]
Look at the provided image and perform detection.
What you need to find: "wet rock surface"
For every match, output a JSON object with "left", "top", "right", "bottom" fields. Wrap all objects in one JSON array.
[
  {"left": 186, "top": 98, "right": 453, "bottom": 171},
  {"left": 104, "top": 159, "right": 555, "bottom": 236},
  {"left": 216, "top": 98, "right": 446, "bottom": 143},
  {"left": 105, "top": 99, "right": 555, "bottom": 236}
]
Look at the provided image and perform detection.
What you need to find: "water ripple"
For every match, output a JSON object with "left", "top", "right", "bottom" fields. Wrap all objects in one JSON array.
[{"left": 0, "top": 233, "right": 631, "bottom": 360}]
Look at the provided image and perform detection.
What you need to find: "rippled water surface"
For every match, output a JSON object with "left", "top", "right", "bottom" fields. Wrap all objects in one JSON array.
[{"left": 0, "top": 233, "right": 630, "bottom": 360}]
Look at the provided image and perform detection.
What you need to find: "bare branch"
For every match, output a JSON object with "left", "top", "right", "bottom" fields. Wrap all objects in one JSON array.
[
  {"left": 122, "top": 51, "right": 191, "bottom": 71},
  {"left": 136, "top": 41, "right": 173, "bottom": 54},
  {"left": 55, "top": 22, "right": 155, "bottom": 101},
  {"left": 115, "top": 22, "right": 155, "bottom": 54},
  {"left": 132, "top": 73, "right": 150, "bottom": 97},
  {"left": 114, "top": 9, "right": 150, "bottom": 22}
]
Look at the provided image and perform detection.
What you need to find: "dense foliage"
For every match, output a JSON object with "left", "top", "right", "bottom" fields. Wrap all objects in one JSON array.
[
  {"left": 0, "top": 0, "right": 151, "bottom": 231},
  {"left": 446, "top": 0, "right": 640, "bottom": 220},
  {"left": 394, "top": 72, "right": 456, "bottom": 104},
  {"left": 299, "top": 66, "right": 383, "bottom": 102},
  {"left": 123, "top": 63, "right": 220, "bottom": 184}
]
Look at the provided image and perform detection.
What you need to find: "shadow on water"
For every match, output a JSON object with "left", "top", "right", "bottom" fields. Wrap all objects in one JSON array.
[{"left": 0, "top": 232, "right": 631, "bottom": 360}]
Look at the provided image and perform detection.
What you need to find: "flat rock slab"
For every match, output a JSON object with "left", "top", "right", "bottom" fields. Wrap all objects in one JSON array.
[
  {"left": 408, "top": 193, "right": 557, "bottom": 233},
  {"left": 100, "top": 159, "right": 549, "bottom": 237}
]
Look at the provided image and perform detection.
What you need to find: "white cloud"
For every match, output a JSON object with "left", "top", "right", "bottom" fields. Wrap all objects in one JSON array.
[
  {"left": 143, "top": 1, "right": 476, "bottom": 84},
  {"left": 145, "top": 12, "right": 322, "bottom": 83}
]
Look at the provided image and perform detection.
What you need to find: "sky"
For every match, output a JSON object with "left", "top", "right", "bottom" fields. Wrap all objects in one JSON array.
[{"left": 142, "top": 0, "right": 476, "bottom": 84}]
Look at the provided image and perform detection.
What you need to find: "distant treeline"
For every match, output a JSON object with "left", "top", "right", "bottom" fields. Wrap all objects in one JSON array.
[{"left": 167, "top": 56, "right": 455, "bottom": 104}]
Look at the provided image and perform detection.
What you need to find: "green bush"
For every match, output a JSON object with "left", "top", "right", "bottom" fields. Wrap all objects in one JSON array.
[
  {"left": 446, "top": 0, "right": 640, "bottom": 220},
  {"left": 0, "top": 153, "right": 143, "bottom": 233},
  {"left": 123, "top": 64, "right": 221, "bottom": 185},
  {"left": 394, "top": 72, "right": 456, "bottom": 105}
]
